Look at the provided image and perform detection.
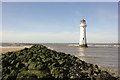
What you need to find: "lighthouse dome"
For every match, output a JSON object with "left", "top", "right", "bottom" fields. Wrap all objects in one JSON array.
[
  {"left": 81, "top": 19, "right": 86, "bottom": 22},
  {"left": 80, "top": 19, "right": 87, "bottom": 27}
]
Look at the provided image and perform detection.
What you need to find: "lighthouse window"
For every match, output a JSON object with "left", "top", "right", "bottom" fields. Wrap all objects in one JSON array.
[{"left": 83, "top": 38, "right": 84, "bottom": 40}]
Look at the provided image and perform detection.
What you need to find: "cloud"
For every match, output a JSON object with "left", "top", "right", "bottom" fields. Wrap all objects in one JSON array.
[
  {"left": 2, "top": 31, "right": 79, "bottom": 43},
  {"left": 87, "top": 33, "right": 118, "bottom": 43},
  {"left": 2, "top": 31, "right": 118, "bottom": 43}
]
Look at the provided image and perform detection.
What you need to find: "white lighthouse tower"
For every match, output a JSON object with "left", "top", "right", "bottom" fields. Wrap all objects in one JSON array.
[{"left": 79, "top": 19, "right": 88, "bottom": 47}]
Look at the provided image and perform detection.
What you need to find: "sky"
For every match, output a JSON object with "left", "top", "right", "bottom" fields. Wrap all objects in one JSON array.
[
  {"left": 1, "top": 2, "right": 118, "bottom": 43},
  {"left": 1, "top": 0, "right": 119, "bottom": 2}
]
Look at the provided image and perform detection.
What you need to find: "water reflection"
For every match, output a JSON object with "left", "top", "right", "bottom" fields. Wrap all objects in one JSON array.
[{"left": 77, "top": 48, "right": 86, "bottom": 61}]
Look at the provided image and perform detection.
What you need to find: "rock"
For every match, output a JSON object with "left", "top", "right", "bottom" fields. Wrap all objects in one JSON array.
[{"left": 2, "top": 44, "right": 119, "bottom": 80}]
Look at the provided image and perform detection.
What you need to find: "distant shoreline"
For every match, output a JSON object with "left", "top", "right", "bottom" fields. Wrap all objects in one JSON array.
[
  {"left": 1, "top": 43, "right": 120, "bottom": 46},
  {"left": 1, "top": 42, "right": 120, "bottom": 44},
  {"left": 0, "top": 43, "right": 119, "bottom": 54}
]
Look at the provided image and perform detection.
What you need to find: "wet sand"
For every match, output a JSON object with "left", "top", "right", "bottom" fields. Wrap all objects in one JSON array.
[
  {"left": 1, "top": 47, "right": 25, "bottom": 54},
  {"left": 0, "top": 43, "right": 119, "bottom": 75}
]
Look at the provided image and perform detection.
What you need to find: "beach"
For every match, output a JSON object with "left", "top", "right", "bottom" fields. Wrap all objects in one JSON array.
[
  {"left": 1, "top": 45, "right": 32, "bottom": 54},
  {"left": 0, "top": 43, "right": 119, "bottom": 75},
  {"left": 2, "top": 44, "right": 119, "bottom": 79},
  {"left": 1, "top": 47, "right": 25, "bottom": 54}
]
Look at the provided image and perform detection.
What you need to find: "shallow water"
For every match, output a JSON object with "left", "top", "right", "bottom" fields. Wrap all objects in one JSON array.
[
  {"left": 41, "top": 43, "right": 118, "bottom": 74},
  {"left": 1, "top": 43, "right": 119, "bottom": 74}
]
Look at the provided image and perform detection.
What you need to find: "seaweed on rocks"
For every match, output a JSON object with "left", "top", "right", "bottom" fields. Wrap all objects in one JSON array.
[{"left": 2, "top": 44, "right": 120, "bottom": 80}]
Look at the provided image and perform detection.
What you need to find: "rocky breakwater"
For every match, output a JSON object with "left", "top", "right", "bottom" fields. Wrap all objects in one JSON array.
[{"left": 2, "top": 45, "right": 120, "bottom": 80}]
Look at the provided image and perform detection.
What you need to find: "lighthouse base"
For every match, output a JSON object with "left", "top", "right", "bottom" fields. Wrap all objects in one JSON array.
[{"left": 79, "top": 44, "right": 88, "bottom": 48}]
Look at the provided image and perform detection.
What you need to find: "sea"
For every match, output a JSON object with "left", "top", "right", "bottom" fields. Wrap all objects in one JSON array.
[
  {"left": 41, "top": 43, "right": 119, "bottom": 75},
  {"left": 1, "top": 43, "right": 119, "bottom": 75}
]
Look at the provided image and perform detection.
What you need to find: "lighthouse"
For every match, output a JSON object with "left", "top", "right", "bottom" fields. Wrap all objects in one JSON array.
[{"left": 79, "top": 19, "right": 88, "bottom": 47}]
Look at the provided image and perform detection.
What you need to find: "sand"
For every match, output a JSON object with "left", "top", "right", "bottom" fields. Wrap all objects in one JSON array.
[{"left": 1, "top": 47, "right": 25, "bottom": 54}]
